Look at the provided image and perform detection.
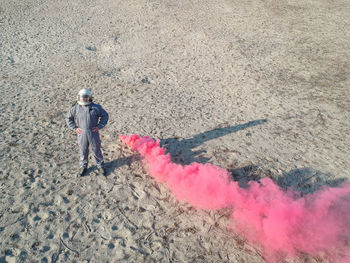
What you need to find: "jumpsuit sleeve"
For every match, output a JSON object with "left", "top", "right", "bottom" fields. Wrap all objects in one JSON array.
[
  {"left": 97, "top": 106, "right": 109, "bottom": 130},
  {"left": 66, "top": 106, "right": 77, "bottom": 131}
]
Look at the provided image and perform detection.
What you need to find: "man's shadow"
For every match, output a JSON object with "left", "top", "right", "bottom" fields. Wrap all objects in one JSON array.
[
  {"left": 103, "top": 119, "right": 267, "bottom": 176},
  {"left": 160, "top": 119, "right": 268, "bottom": 164},
  {"left": 104, "top": 119, "right": 347, "bottom": 194}
]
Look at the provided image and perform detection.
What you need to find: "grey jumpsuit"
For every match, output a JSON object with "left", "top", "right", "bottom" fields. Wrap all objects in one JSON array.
[{"left": 66, "top": 102, "right": 109, "bottom": 169}]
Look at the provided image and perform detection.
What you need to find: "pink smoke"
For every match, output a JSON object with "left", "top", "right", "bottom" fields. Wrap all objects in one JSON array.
[{"left": 119, "top": 134, "right": 350, "bottom": 262}]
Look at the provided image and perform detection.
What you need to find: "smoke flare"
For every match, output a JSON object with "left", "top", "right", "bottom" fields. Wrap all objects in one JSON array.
[{"left": 120, "top": 134, "right": 350, "bottom": 262}]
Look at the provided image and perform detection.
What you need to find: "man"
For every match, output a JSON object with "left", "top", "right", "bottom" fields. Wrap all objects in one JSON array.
[{"left": 66, "top": 89, "right": 109, "bottom": 177}]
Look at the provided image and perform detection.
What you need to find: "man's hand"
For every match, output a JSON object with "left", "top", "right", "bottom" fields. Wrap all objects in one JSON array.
[
  {"left": 92, "top": 126, "right": 99, "bottom": 133},
  {"left": 76, "top": 128, "right": 82, "bottom": 134}
]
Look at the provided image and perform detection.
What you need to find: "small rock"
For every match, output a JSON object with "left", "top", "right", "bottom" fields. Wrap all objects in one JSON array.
[
  {"left": 141, "top": 77, "right": 150, "bottom": 84},
  {"left": 86, "top": 46, "right": 97, "bottom": 52}
]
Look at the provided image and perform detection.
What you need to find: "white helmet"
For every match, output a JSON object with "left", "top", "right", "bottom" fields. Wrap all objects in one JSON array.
[{"left": 77, "top": 89, "right": 92, "bottom": 106}]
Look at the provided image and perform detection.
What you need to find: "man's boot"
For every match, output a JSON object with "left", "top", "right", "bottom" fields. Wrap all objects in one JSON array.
[{"left": 77, "top": 167, "right": 87, "bottom": 177}]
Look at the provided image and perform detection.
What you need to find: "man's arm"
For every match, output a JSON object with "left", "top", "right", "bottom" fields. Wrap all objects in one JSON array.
[
  {"left": 66, "top": 106, "right": 77, "bottom": 131},
  {"left": 97, "top": 106, "right": 109, "bottom": 130}
]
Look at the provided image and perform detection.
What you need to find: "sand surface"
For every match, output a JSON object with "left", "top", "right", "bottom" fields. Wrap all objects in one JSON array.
[{"left": 1, "top": 0, "right": 350, "bottom": 262}]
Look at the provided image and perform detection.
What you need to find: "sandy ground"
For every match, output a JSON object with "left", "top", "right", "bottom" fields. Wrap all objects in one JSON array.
[{"left": 1, "top": 0, "right": 350, "bottom": 262}]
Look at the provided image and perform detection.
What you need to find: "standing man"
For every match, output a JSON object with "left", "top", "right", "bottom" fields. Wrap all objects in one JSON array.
[{"left": 66, "top": 89, "right": 109, "bottom": 177}]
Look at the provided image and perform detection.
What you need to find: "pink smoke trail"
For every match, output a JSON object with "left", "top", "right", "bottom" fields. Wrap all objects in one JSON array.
[{"left": 119, "top": 134, "right": 350, "bottom": 262}]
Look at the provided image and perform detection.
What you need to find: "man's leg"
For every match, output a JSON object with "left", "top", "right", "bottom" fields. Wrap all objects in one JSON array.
[
  {"left": 90, "top": 131, "right": 105, "bottom": 174},
  {"left": 78, "top": 133, "right": 89, "bottom": 175}
]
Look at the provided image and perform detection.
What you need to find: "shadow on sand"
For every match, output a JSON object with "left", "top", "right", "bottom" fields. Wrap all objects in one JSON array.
[
  {"left": 106, "top": 119, "right": 347, "bottom": 194},
  {"left": 104, "top": 155, "right": 139, "bottom": 176},
  {"left": 229, "top": 165, "right": 347, "bottom": 195}
]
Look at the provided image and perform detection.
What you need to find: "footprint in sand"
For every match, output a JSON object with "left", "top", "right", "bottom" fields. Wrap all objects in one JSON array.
[{"left": 40, "top": 246, "right": 50, "bottom": 253}]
